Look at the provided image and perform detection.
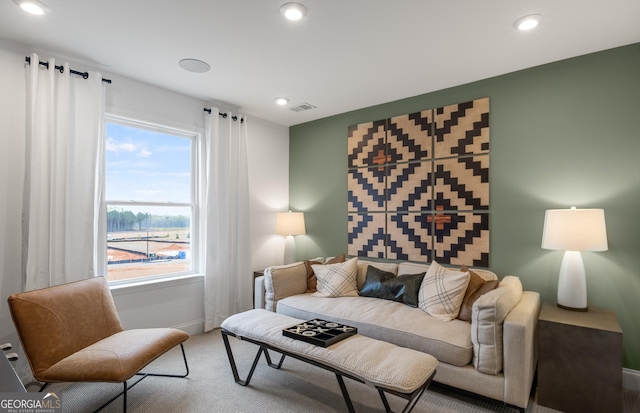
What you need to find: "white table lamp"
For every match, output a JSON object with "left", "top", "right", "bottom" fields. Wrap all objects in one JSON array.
[
  {"left": 276, "top": 211, "right": 306, "bottom": 264},
  {"left": 541, "top": 207, "right": 608, "bottom": 311}
]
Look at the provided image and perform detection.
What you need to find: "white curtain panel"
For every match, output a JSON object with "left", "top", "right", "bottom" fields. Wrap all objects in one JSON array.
[
  {"left": 203, "top": 108, "right": 253, "bottom": 331},
  {"left": 23, "top": 54, "right": 105, "bottom": 290}
]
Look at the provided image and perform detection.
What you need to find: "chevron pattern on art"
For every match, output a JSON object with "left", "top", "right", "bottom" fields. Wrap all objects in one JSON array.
[
  {"left": 434, "top": 97, "right": 489, "bottom": 159},
  {"left": 348, "top": 120, "right": 387, "bottom": 169},
  {"left": 387, "top": 161, "right": 432, "bottom": 211},
  {"left": 348, "top": 166, "right": 386, "bottom": 212},
  {"left": 348, "top": 213, "right": 386, "bottom": 258},
  {"left": 386, "top": 213, "right": 432, "bottom": 261},
  {"left": 433, "top": 212, "right": 489, "bottom": 267},
  {"left": 434, "top": 155, "right": 489, "bottom": 211},
  {"left": 387, "top": 110, "right": 432, "bottom": 164},
  {"left": 346, "top": 97, "right": 490, "bottom": 266}
]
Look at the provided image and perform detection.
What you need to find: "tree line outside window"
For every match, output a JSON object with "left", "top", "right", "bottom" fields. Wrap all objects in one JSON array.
[{"left": 107, "top": 208, "right": 190, "bottom": 232}]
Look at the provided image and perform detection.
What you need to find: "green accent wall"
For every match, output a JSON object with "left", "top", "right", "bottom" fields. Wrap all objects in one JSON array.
[{"left": 289, "top": 43, "right": 640, "bottom": 370}]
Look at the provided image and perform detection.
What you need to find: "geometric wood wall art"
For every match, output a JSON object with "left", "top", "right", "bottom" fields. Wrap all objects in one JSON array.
[{"left": 347, "top": 97, "right": 490, "bottom": 267}]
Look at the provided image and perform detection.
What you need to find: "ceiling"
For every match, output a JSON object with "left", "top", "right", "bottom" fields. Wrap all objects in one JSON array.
[{"left": 1, "top": 1, "right": 639, "bottom": 127}]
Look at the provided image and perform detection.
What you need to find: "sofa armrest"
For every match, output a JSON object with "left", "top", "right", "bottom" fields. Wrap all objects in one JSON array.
[
  {"left": 254, "top": 276, "right": 266, "bottom": 309},
  {"left": 264, "top": 262, "right": 308, "bottom": 311},
  {"left": 502, "top": 291, "right": 541, "bottom": 408}
]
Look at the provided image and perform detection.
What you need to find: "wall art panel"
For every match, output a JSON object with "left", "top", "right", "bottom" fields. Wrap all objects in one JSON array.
[
  {"left": 387, "top": 110, "right": 432, "bottom": 163},
  {"left": 347, "top": 213, "right": 386, "bottom": 258},
  {"left": 433, "top": 155, "right": 489, "bottom": 211},
  {"left": 348, "top": 165, "right": 386, "bottom": 212},
  {"left": 433, "top": 212, "right": 489, "bottom": 267},
  {"left": 347, "top": 120, "right": 387, "bottom": 169},
  {"left": 386, "top": 213, "right": 432, "bottom": 262},
  {"left": 434, "top": 97, "right": 489, "bottom": 159},
  {"left": 387, "top": 161, "right": 432, "bottom": 212}
]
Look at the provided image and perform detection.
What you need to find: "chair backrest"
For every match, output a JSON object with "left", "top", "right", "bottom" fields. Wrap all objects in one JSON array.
[{"left": 8, "top": 277, "right": 124, "bottom": 378}]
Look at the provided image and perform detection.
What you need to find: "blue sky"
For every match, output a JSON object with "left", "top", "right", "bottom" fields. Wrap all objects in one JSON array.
[{"left": 105, "top": 122, "right": 192, "bottom": 207}]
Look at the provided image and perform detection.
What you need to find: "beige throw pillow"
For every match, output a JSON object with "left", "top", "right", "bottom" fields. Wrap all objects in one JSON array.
[
  {"left": 304, "top": 254, "right": 346, "bottom": 292},
  {"left": 312, "top": 257, "right": 358, "bottom": 298},
  {"left": 418, "top": 261, "right": 470, "bottom": 321},
  {"left": 457, "top": 265, "right": 499, "bottom": 322}
]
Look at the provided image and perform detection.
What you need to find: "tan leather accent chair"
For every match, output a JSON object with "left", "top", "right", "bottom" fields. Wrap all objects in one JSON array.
[{"left": 8, "top": 277, "right": 189, "bottom": 412}]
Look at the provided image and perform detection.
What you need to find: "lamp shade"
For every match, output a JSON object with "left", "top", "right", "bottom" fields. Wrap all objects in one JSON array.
[
  {"left": 541, "top": 208, "right": 608, "bottom": 252},
  {"left": 276, "top": 211, "right": 306, "bottom": 236}
]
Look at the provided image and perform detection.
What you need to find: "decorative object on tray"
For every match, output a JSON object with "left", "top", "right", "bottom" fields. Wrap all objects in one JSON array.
[{"left": 283, "top": 319, "right": 357, "bottom": 347}]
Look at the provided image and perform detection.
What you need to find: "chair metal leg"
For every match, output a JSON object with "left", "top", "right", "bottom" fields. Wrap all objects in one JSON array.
[{"left": 88, "top": 343, "right": 188, "bottom": 413}]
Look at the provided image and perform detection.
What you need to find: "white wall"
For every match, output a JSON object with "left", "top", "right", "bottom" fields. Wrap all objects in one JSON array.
[
  {"left": 0, "top": 38, "right": 289, "bottom": 348},
  {"left": 0, "top": 39, "right": 27, "bottom": 360}
]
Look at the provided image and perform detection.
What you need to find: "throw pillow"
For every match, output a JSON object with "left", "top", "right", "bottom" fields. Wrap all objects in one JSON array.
[
  {"left": 304, "top": 254, "right": 346, "bottom": 292},
  {"left": 311, "top": 257, "right": 358, "bottom": 298},
  {"left": 418, "top": 261, "right": 470, "bottom": 321},
  {"left": 457, "top": 265, "right": 499, "bottom": 322},
  {"left": 359, "top": 266, "right": 425, "bottom": 307}
]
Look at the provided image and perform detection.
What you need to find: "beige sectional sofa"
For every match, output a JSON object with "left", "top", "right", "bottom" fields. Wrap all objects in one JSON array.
[{"left": 253, "top": 258, "right": 541, "bottom": 410}]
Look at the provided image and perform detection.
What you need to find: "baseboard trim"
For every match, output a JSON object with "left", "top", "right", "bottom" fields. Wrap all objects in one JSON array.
[
  {"left": 623, "top": 368, "right": 640, "bottom": 391},
  {"left": 173, "top": 319, "right": 204, "bottom": 336}
]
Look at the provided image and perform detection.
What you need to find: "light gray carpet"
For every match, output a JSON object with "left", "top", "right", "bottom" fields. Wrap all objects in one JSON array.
[{"left": 25, "top": 331, "right": 640, "bottom": 413}]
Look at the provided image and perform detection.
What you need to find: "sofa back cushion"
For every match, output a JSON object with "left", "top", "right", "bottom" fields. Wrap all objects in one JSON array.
[
  {"left": 264, "top": 262, "right": 307, "bottom": 311},
  {"left": 471, "top": 275, "right": 523, "bottom": 375},
  {"left": 397, "top": 262, "right": 429, "bottom": 276}
]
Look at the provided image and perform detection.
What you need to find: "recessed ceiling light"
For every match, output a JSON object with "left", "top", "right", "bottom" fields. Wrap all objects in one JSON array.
[
  {"left": 13, "top": 0, "right": 49, "bottom": 15},
  {"left": 514, "top": 14, "right": 541, "bottom": 31},
  {"left": 280, "top": 2, "right": 307, "bottom": 21},
  {"left": 179, "top": 58, "right": 211, "bottom": 73},
  {"left": 274, "top": 97, "right": 289, "bottom": 106}
]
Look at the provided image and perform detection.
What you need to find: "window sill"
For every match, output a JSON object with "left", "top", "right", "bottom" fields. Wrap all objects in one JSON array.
[{"left": 109, "top": 273, "right": 204, "bottom": 296}]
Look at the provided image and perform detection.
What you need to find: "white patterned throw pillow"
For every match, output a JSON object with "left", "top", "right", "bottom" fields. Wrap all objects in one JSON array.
[
  {"left": 418, "top": 261, "right": 470, "bottom": 321},
  {"left": 312, "top": 257, "right": 358, "bottom": 298}
]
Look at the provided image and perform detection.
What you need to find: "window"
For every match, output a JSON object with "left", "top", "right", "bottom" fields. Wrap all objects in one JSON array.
[{"left": 103, "top": 116, "right": 197, "bottom": 283}]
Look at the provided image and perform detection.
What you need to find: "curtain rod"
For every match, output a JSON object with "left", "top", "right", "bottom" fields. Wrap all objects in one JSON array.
[
  {"left": 203, "top": 108, "right": 244, "bottom": 123},
  {"left": 25, "top": 57, "right": 112, "bottom": 84}
]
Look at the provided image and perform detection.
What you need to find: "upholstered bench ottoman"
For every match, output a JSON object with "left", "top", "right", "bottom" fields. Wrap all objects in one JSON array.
[{"left": 221, "top": 309, "right": 438, "bottom": 413}]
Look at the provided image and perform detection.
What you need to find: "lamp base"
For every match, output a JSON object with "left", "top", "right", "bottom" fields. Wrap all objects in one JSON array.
[
  {"left": 557, "top": 303, "right": 588, "bottom": 312},
  {"left": 283, "top": 235, "right": 297, "bottom": 265},
  {"left": 557, "top": 250, "right": 588, "bottom": 312}
]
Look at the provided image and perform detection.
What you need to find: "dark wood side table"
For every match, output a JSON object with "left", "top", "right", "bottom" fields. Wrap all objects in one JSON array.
[{"left": 538, "top": 304, "right": 622, "bottom": 413}]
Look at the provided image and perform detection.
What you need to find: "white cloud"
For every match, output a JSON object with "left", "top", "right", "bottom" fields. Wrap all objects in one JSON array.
[
  {"left": 137, "top": 149, "right": 152, "bottom": 158},
  {"left": 106, "top": 137, "right": 137, "bottom": 153}
]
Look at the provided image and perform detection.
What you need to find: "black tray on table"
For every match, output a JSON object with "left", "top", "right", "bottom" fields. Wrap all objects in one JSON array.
[{"left": 283, "top": 319, "right": 358, "bottom": 347}]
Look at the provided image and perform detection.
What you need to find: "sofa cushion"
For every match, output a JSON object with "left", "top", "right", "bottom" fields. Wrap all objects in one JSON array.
[
  {"left": 457, "top": 266, "right": 500, "bottom": 322},
  {"left": 304, "top": 254, "right": 346, "bottom": 292},
  {"left": 418, "top": 262, "right": 470, "bottom": 321},
  {"left": 264, "top": 262, "right": 307, "bottom": 312},
  {"left": 356, "top": 260, "right": 398, "bottom": 290},
  {"left": 471, "top": 275, "right": 523, "bottom": 375},
  {"left": 397, "top": 262, "right": 429, "bottom": 276},
  {"left": 359, "top": 266, "right": 425, "bottom": 307},
  {"left": 312, "top": 257, "right": 358, "bottom": 298},
  {"left": 276, "top": 294, "right": 473, "bottom": 367}
]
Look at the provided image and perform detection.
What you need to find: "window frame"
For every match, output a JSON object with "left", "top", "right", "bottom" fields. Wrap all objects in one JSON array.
[{"left": 100, "top": 113, "right": 200, "bottom": 285}]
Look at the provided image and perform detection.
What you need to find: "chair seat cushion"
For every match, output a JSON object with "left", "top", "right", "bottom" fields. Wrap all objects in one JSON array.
[{"left": 38, "top": 328, "right": 188, "bottom": 383}]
